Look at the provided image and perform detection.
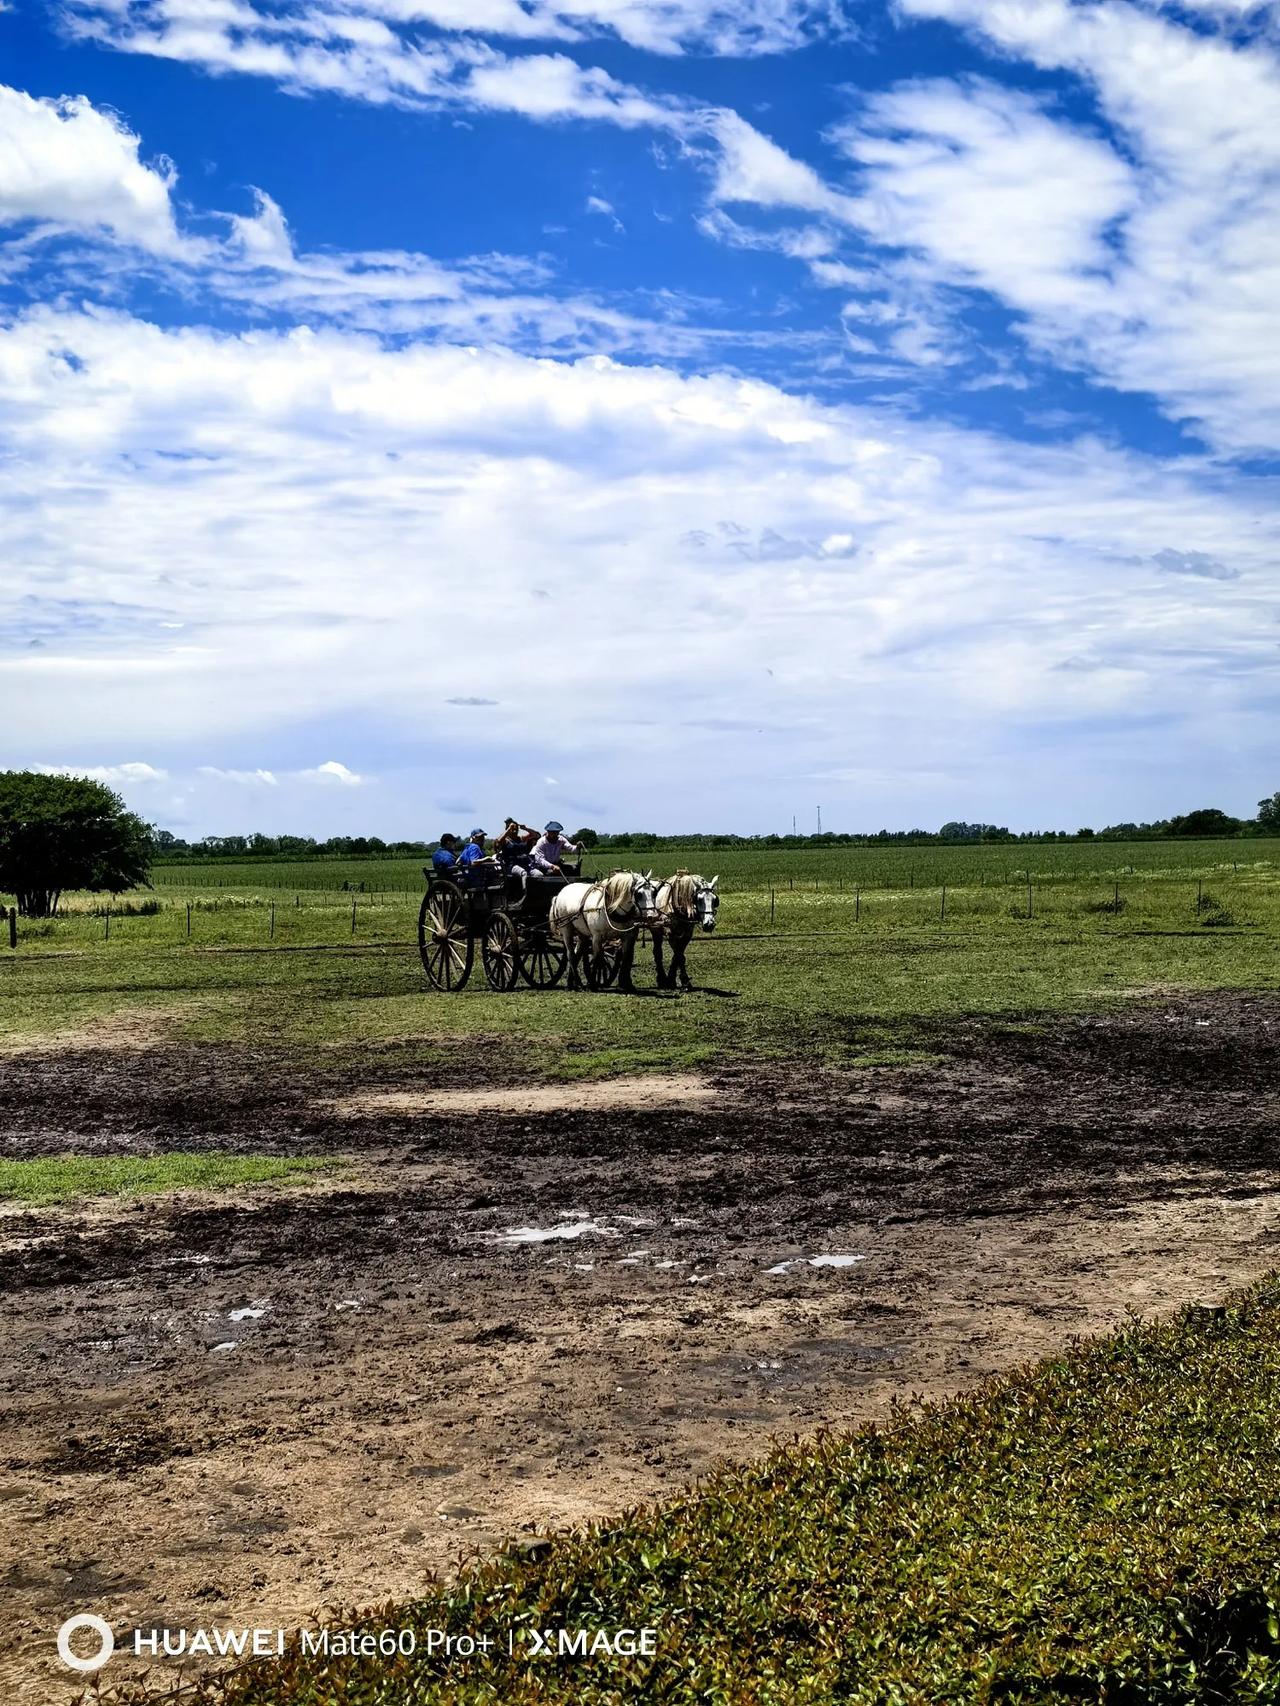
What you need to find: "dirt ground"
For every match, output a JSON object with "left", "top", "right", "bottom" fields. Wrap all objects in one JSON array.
[{"left": 4, "top": 991, "right": 1280, "bottom": 1702}]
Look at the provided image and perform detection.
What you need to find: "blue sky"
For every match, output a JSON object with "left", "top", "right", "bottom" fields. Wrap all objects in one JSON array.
[{"left": 3, "top": 0, "right": 1279, "bottom": 837}]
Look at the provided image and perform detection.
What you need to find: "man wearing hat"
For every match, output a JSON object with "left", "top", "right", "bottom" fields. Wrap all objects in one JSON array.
[
  {"left": 430, "top": 832, "right": 459, "bottom": 873},
  {"left": 458, "top": 827, "right": 497, "bottom": 884},
  {"left": 530, "top": 821, "right": 578, "bottom": 877}
]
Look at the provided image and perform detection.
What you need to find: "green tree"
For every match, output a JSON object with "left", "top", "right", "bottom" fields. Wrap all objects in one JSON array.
[
  {"left": 0, "top": 771, "right": 154, "bottom": 917},
  {"left": 1166, "top": 807, "right": 1241, "bottom": 837},
  {"left": 572, "top": 827, "right": 599, "bottom": 848},
  {"left": 1258, "top": 793, "right": 1280, "bottom": 832}
]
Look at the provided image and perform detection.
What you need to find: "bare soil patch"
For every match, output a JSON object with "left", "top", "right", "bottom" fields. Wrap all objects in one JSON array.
[
  {"left": 3, "top": 992, "right": 1280, "bottom": 1702},
  {"left": 329, "top": 1073, "right": 718, "bottom": 1118}
]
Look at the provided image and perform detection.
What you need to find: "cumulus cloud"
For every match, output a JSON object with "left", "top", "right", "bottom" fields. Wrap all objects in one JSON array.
[
  {"left": 2, "top": 307, "right": 1275, "bottom": 827},
  {"left": 0, "top": 84, "right": 188, "bottom": 255},
  {"left": 301, "top": 760, "right": 366, "bottom": 785}
]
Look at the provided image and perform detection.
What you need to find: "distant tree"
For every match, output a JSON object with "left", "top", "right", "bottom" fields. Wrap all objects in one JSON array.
[
  {"left": 572, "top": 827, "right": 599, "bottom": 848},
  {"left": 1166, "top": 807, "right": 1242, "bottom": 837},
  {"left": 1077, "top": 827, "right": 1095, "bottom": 839},
  {"left": 0, "top": 770, "right": 153, "bottom": 917},
  {"left": 1258, "top": 793, "right": 1280, "bottom": 832}
]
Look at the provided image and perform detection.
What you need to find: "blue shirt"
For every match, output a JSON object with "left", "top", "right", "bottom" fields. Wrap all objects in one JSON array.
[
  {"left": 431, "top": 847, "right": 456, "bottom": 871},
  {"left": 460, "top": 842, "right": 487, "bottom": 864}
]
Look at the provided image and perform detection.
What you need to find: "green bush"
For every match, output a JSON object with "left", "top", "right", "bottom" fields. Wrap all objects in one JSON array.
[{"left": 126, "top": 1277, "right": 1280, "bottom": 1706}]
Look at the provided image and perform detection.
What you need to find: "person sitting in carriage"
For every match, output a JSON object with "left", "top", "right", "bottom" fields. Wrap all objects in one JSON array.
[
  {"left": 530, "top": 822, "right": 578, "bottom": 879},
  {"left": 430, "top": 832, "right": 459, "bottom": 873},
  {"left": 494, "top": 817, "right": 538, "bottom": 869},
  {"left": 458, "top": 827, "right": 497, "bottom": 886}
]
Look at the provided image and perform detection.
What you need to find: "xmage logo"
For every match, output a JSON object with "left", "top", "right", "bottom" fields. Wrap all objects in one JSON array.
[{"left": 524, "top": 1628, "right": 658, "bottom": 1658}]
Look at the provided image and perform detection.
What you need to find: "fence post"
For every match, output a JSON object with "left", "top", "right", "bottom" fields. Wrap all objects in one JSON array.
[
  {"left": 8, "top": 906, "right": 15, "bottom": 949},
  {"left": 1026, "top": 877, "right": 1032, "bottom": 919},
  {"left": 769, "top": 889, "right": 775, "bottom": 925},
  {"left": 351, "top": 896, "right": 357, "bottom": 935},
  {"left": 270, "top": 901, "right": 275, "bottom": 940},
  {"left": 1196, "top": 879, "right": 1202, "bottom": 912},
  {"left": 941, "top": 885, "right": 946, "bottom": 922},
  {"left": 1114, "top": 880, "right": 1120, "bottom": 914},
  {"left": 186, "top": 902, "right": 191, "bottom": 939},
  {"left": 105, "top": 905, "right": 110, "bottom": 941}
]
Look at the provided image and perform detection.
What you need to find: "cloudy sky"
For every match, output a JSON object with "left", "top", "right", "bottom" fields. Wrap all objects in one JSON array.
[{"left": 4, "top": 0, "right": 1279, "bottom": 837}]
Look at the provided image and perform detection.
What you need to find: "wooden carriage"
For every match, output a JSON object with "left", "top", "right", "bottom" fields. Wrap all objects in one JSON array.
[{"left": 417, "top": 858, "right": 583, "bottom": 992}]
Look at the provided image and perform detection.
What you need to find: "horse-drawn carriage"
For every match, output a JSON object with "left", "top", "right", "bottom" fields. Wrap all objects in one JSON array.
[
  {"left": 417, "top": 860, "right": 579, "bottom": 991},
  {"left": 418, "top": 858, "right": 720, "bottom": 994}
]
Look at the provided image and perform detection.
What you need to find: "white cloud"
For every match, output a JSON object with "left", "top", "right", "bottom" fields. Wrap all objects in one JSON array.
[
  {"left": 0, "top": 85, "right": 188, "bottom": 255},
  {"left": 302, "top": 760, "right": 366, "bottom": 785},
  {"left": 35, "top": 760, "right": 169, "bottom": 783},
  {"left": 585, "top": 193, "right": 625, "bottom": 232},
  {"left": 2, "top": 307, "right": 1276, "bottom": 829},
  {"left": 708, "top": 108, "right": 857, "bottom": 217},
  {"left": 197, "top": 765, "right": 280, "bottom": 783},
  {"left": 885, "top": 0, "right": 1280, "bottom": 453},
  {"left": 63, "top": 0, "right": 846, "bottom": 63},
  {"left": 833, "top": 80, "right": 1136, "bottom": 316}
]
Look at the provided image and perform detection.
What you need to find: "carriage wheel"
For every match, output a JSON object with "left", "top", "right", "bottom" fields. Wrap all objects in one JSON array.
[
  {"left": 520, "top": 930, "right": 568, "bottom": 989},
  {"left": 418, "top": 882, "right": 473, "bottom": 991},
  {"left": 482, "top": 911, "right": 520, "bottom": 992},
  {"left": 588, "top": 938, "right": 624, "bottom": 991}
]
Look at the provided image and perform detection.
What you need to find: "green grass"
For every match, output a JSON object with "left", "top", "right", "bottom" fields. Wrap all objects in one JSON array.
[
  {"left": 847, "top": 1045, "right": 945, "bottom": 1068},
  {"left": 0, "top": 1153, "right": 334, "bottom": 1204},
  {"left": 3, "top": 877, "right": 1279, "bottom": 1071},
  {"left": 142, "top": 836, "right": 1280, "bottom": 896},
  {"left": 131, "top": 1274, "right": 1280, "bottom": 1705}
]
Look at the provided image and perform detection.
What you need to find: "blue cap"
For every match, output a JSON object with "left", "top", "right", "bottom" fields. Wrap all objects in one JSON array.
[
  {"left": 470, "top": 827, "right": 485, "bottom": 837},
  {"left": 544, "top": 820, "right": 564, "bottom": 834}
]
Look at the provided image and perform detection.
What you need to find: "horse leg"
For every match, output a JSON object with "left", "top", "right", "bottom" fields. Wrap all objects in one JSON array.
[
  {"left": 561, "top": 921, "right": 585, "bottom": 990},
  {"left": 651, "top": 926, "right": 668, "bottom": 989},
  {"left": 673, "top": 925, "right": 694, "bottom": 991},
  {"left": 617, "top": 932, "right": 637, "bottom": 993}
]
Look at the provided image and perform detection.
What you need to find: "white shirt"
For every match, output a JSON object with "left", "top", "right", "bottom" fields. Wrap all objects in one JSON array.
[{"left": 531, "top": 833, "right": 577, "bottom": 871}]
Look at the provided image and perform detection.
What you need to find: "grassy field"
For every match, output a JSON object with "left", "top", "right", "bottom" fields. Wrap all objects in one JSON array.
[
  {"left": 143, "top": 837, "right": 1278, "bottom": 897},
  {"left": 117, "top": 1276, "right": 1280, "bottom": 1704},
  {"left": 0, "top": 1153, "right": 333, "bottom": 1204},
  {"left": 3, "top": 844, "right": 1279, "bottom": 1069}
]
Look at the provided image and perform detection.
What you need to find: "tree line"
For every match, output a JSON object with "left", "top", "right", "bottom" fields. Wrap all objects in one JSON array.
[{"left": 3, "top": 770, "right": 1279, "bottom": 917}]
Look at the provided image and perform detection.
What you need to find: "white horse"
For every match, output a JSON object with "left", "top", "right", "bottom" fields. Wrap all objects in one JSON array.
[
  {"left": 550, "top": 870, "right": 660, "bottom": 991},
  {"left": 651, "top": 871, "right": 719, "bottom": 991}
]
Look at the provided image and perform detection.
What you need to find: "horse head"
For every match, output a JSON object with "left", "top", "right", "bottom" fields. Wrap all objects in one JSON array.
[
  {"left": 695, "top": 874, "right": 720, "bottom": 932},
  {"left": 634, "top": 870, "right": 661, "bottom": 923}
]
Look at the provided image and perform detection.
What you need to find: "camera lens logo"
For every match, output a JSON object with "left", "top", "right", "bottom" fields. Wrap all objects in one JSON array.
[{"left": 57, "top": 1614, "right": 115, "bottom": 1674}]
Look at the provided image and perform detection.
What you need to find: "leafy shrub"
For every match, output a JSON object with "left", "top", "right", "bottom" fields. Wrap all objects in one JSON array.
[{"left": 126, "top": 1275, "right": 1280, "bottom": 1706}]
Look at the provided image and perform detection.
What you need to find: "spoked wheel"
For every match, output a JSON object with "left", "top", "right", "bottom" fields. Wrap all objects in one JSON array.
[
  {"left": 482, "top": 911, "right": 520, "bottom": 992},
  {"left": 520, "top": 928, "right": 568, "bottom": 989},
  {"left": 419, "top": 881, "right": 473, "bottom": 990},
  {"left": 588, "top": 937, "right": 625, "bottom": 991}
]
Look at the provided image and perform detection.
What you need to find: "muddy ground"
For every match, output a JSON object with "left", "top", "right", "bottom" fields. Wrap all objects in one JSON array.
[{"left": 3, "top": 992, "right": 1280, "bottom": 1701}]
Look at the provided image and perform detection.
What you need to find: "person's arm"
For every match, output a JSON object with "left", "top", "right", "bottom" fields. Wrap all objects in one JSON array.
[{"left": 530, "top": 836, "right": 555, "bottom": 871}]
